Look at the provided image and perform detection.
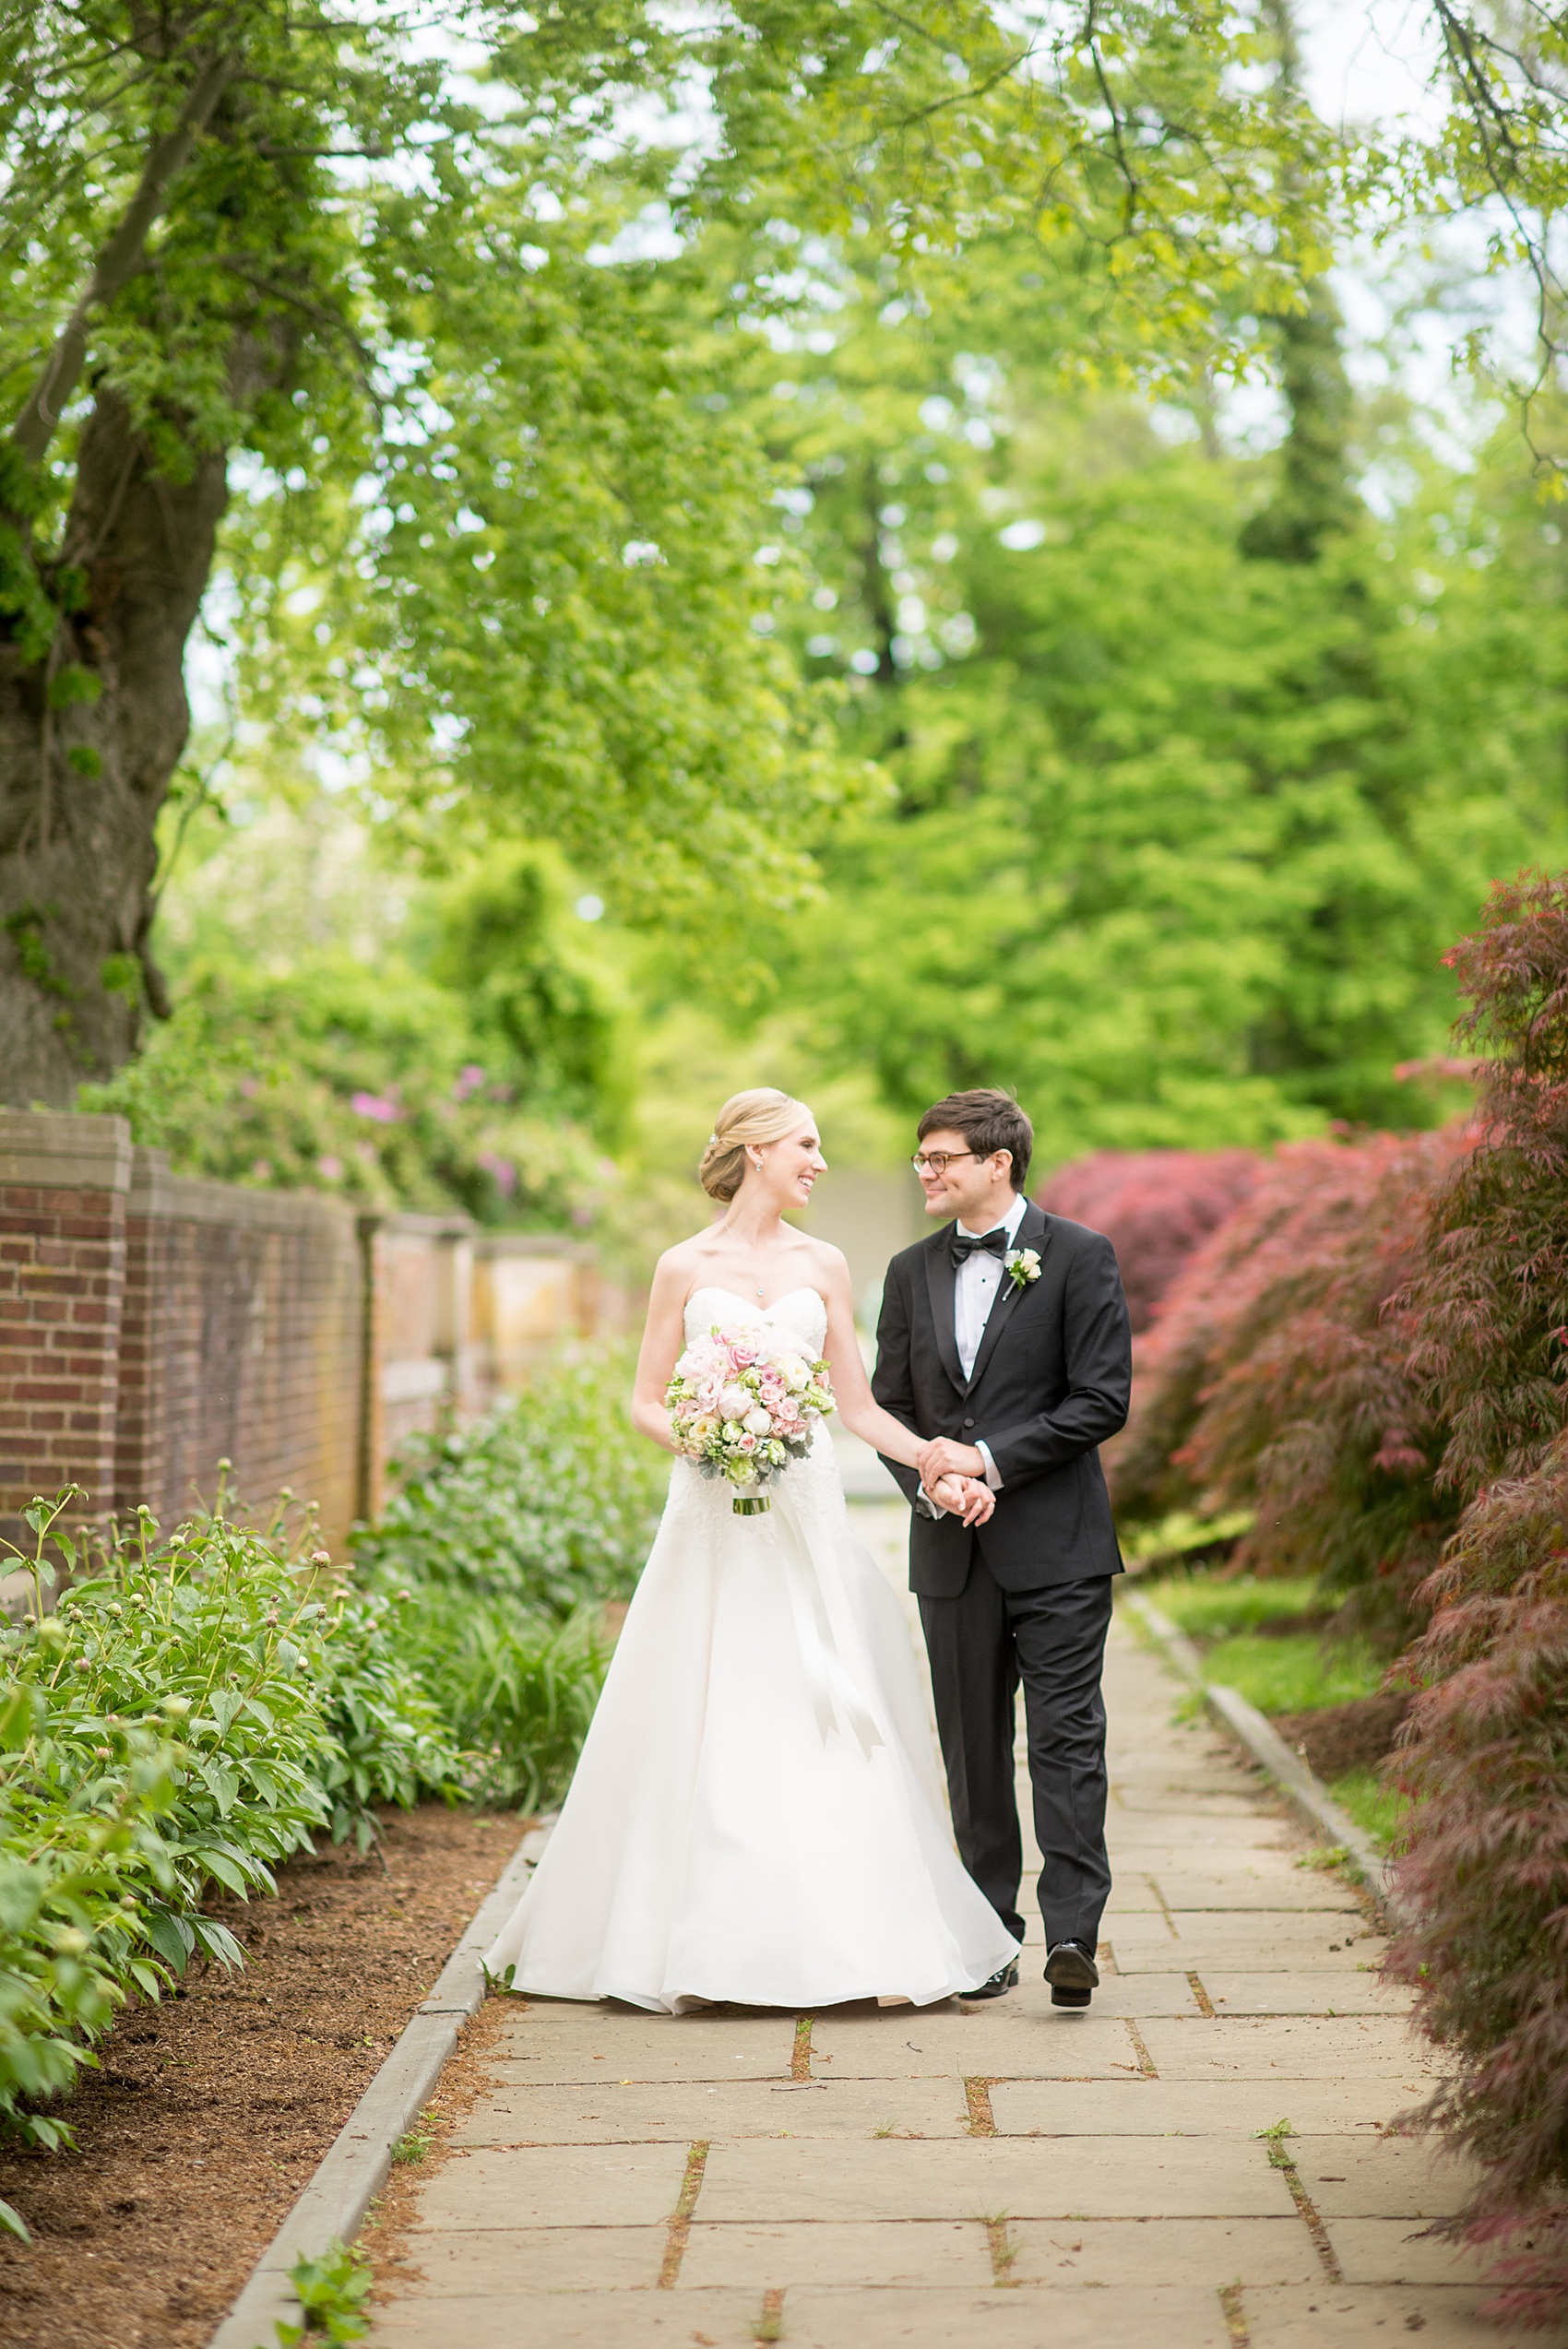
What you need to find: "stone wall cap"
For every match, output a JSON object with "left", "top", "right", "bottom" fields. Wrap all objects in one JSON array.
[
  {"left": 126, "top": 1167, "right": 359, "bottom": 1236},
  {"left": 0, "top": 1109, "right": 133, "bottom": 1193},
  {"left": 473, "top": 1232, "right": 593, "bottom": 1261},
  {"left": 382, "top": 1211, "right": 476, "bottom": 1240}
]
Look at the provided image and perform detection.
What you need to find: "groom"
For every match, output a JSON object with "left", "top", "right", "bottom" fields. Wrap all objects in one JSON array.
[{"left": 872, "top": 1089, "right": 1132, "bottom": 2008}]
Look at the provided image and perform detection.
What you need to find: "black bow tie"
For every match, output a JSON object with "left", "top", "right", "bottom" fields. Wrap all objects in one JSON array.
[{"left": 952, "top": 1227, "right": 1011, "bottom": 1263}]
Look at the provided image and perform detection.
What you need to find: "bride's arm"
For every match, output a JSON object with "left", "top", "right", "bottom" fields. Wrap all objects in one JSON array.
[
  {"left": 819, "top": 1256, "right": 992, "bottom": 1524},
  {"left": 819, "top": 1253, "right": 944, "bottom": 1470},
  {"left": 630, "top": 1253, "right": 690, "bottom": 1453}
]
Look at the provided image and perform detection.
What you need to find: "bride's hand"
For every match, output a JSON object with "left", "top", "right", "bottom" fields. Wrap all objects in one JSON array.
[{"left": 932, "top": 1473, "right": 994, "bottom": 1525}]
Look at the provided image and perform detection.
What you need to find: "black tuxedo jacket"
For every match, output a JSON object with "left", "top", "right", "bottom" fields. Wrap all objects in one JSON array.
[{"left": 872, "top": 1199, "right": 1132, "bottom": 1598}]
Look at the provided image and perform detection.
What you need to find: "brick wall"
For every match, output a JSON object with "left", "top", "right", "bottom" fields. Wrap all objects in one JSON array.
[
  {"left": 0, "top": 1110, "right": 623, "bottom": 1581},
  {"left": 0, "top": 1115, "right": 132, "bottom": 1548},
  {"left": 115, "top": 1155, "right": 364, "bottom": 1546}
]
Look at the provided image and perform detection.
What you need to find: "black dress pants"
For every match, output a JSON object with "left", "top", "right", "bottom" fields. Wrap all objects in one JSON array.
[{"left": 919, "top": 1560, "right": 1114, "bottom": 1949}]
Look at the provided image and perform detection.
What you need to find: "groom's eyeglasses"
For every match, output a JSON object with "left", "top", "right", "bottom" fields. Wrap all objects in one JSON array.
[{"left": 911, "top": 1150, "right": 980, "bottom": 1176}]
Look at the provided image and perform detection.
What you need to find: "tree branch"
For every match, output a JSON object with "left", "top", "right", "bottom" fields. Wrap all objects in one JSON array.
[{"left": 9, "top": 44, "right": 240, "bottom": 472}]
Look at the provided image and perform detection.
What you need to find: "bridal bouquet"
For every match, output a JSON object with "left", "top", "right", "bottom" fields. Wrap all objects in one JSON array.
[{"left": 665, "top": 1325, "right": 836, "bottom": 1514}]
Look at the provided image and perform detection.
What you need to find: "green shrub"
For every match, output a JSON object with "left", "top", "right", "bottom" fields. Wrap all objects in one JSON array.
[
  {"left": 0, "top": 1489, "right": 463, "bottom": 2210},
  {"left": 355, "top": 1342, "right": 668, "bottom": 1618},
  {"left": 402, "top": 1593, "right": 609, "bottom": 1814}
]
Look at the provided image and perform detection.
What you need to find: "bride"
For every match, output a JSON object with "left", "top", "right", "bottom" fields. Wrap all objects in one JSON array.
[{"left": 484, "top": 1088, "right": 1021, "bottom": 2011}]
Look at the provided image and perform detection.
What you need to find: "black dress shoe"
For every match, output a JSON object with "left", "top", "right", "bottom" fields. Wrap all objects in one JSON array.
[
  {"left": 964, "top": 1961, "right": 1018, "bottom": 2001},
  {"left": 1044, "top": 1940, "right": 1099, "bottom": 2009}
]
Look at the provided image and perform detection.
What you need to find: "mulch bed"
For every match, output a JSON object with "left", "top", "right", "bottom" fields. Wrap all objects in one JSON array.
[
  {"left": 0, "top": 1803, "right": 526, "bottom": 2349},
  {"left": 1273, "top": 1688, "right": 1412, "bottom": 1780}
]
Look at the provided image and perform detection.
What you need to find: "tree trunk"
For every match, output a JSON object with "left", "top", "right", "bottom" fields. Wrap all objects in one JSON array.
[{"left": 0, "top": 333, "right": 284, "bottom": 1106}]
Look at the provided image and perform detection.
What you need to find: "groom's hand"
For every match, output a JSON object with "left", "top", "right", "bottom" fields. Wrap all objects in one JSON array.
[{"left": 919, "top": 1436, "right": 985, "bottom": 1489}]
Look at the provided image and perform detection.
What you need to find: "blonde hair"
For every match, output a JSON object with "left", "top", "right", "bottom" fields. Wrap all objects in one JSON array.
[{"left": 699, "top": 1088, "right": 812, "bottom": 1204}]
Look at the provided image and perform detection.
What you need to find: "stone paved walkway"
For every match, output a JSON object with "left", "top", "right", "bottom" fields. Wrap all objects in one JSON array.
[{"left": 367, "top": 1503, "right": 1525, "bottom": 2349}]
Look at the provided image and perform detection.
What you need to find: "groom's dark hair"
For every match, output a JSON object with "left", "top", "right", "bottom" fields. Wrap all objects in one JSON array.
[{"left": 919, "top": 1090, "right": 1033, "bottom": 1192}]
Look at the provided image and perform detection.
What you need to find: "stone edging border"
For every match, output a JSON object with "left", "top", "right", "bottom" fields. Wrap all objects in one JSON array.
[
  {"left": 1121, "top": 1591, "right": 1407, "bottom": 1928},
  {"left": 207, "top": 1818, "right": 552, "bottom": 2349}
]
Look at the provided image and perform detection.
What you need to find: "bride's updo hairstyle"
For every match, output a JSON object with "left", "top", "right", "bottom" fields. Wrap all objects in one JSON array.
[{"left": 699, "top": 1088, "right": 812, "bottom": 1204}]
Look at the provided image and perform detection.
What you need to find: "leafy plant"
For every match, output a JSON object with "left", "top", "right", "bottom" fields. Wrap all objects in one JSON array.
[
  {"left": 1381, "top": 873, "right": 1568, "bottom": 2322},
  {"left": 402, "top": 1596, "right": 609, "bottom": 1817},
  {"left": 355, "top": 1343, "right": 667, "bottom": 1619},
  {"left": 276, "top": 2236, "right": 373, "bottom": 2345},
  {"left": 1110, "top": 1127, "right": 1470, "bottom": 1641},
  {"left": 0, "top": 1487, "right": 462, "bottom": 2189},
  {"left": 1039, "top": 1149, "right": 1262, "bottom": 1334},
  {"left": 79, "top": 934, "right": 615, "bottom": 1230}
]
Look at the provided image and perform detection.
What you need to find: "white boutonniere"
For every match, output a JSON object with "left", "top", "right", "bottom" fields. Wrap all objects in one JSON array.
[{"left": 1004, "top": 1247, "right": 1041, "bottom": 1292}]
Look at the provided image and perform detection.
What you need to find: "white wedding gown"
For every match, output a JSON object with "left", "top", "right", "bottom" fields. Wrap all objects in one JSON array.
[{"left": 484, "top": 1286, "right": 1019, "bottom": 2012}]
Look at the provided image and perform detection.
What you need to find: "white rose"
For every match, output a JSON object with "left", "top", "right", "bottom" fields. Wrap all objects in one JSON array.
[
  {"left": 743, "top": 1406, "right": 772, "bottom": 1435},
  {"left": 776, "top": 1355, "right": 809, "bottom": 1392}
]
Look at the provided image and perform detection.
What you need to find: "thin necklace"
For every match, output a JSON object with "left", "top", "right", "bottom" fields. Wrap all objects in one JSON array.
[{"left": 728, "top": 1209, "right": 773, "bottom": 1300}]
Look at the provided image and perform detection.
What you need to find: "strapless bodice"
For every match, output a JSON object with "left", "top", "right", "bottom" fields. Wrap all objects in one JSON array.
[{"left": 683, "top": 1284, "right": 828, "bottom": 1356}]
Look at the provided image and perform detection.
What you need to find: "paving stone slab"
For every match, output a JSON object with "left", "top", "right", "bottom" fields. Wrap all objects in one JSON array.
[
  {"left": 1289, "top": 2136, "right": 1477, "bottom": 2220},
  {"left": 1195, "top": 1973, "right": 1413, "bottom": 2017},
  {"left": 487, "top": 2012, "right": 796, "bottom": 2082},
  {"left": 1242, "top": 2283, "right": 1567, "bottom": 2345},
  {"left": 989, "top": 2079, "right": 1430, "bottom": 2139},
  {"left": 1112, "top": 1790, "right": 1275, "bottom": 1819},
  {"left": 677, "top": 2218, "right": 993, "bottom": 2288},
  {"left": 1008, "top": 2213, "right": 1318, "bottom": 2286},
  {"left": 1134, "top": 2016, "right": 1433, "bottom": 2082},
  {"left": 808, "top": 2005, "right": 1142, "bottom": 2081},
  {"left": 1323, "top": 2218, "right": 1491, "bottom": 2285},
  {"left": 396, "top": 2225, "right": 666, "bottom": 2294},
  {"left": 1123, "top": 1873, "right": 1364, "bottom": 1914},
  {"left": 696, "top": 2135, "right": 1297, "bottom": 2223},
  {"left": 405, "top": 2142, "right": 689, "bottom": 2229},
  {"left": 1033, "top": 1972, "right": 1204, "bottom": 2019},
  {"left": 366, "top": 2289, "right": 760, "bottom": 2347},
  {"left": 1109, "top": 1916, "right": 1384, "bottom": 1973},
  {"left": 1105, "top": 1817, "right": 1292, "bottom": 1852},
  {"left": 453, "top": 2077, "right": 975, "bottom": 2145},
  {"left": 775, "top": 2283, "right": 1233, "bottom": 2348}
]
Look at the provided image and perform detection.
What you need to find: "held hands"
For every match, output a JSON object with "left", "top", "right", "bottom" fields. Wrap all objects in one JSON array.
[
  {"left": 929, "top": 1473, "right": 994, "bottom": 1526},
  {"left": 918, "top": 1436, "right": 986, "bottom": 1491}
]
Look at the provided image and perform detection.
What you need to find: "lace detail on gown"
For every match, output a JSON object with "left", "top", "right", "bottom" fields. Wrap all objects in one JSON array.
[{"left": 483, "top": 1285, "right": 1018, "bottom": 2011}]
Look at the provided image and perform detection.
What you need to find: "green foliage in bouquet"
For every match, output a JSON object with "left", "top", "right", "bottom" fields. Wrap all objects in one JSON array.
[{"left": 355, "top": 1343, "right": 668, "bottom": 1619}]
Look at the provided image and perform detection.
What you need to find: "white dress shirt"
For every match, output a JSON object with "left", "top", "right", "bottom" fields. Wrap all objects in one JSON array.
[{"left": 954, "top": 1191, "right": 1028, "bottom": 1492}]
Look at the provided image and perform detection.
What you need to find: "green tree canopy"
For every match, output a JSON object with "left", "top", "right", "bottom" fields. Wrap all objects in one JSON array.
[
  {"left": 2, "top": 0, "right": 1336, "bottom": 1105},
  {"left": 728, "top": 268, "right": 1568, "bottom": 1158}
]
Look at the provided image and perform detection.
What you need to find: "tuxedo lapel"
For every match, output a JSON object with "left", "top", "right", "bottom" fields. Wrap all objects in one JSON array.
[
  {"left": 963, "top": 1200, "right": 1051, "bottom": 1397},
  {"left": 922, "top": 1232, "right": 966, "bottom": 1396}
]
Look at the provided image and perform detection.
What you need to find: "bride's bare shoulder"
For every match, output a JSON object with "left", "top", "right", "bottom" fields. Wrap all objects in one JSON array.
[
  {"left": 652, "top": 1233, "right": 712, "bottom": 1287},
  {"left": 798, "top": 1233, "right": 851, "bottom": 1290}
]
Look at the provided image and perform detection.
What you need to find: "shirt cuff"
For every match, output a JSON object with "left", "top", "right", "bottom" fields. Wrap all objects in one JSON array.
[
  {"left": 977, "top": 1441, "right": 1004, "bottom": 1492},
  {"left": 915, "top": 1490, "right": 944, "bottom": 1520}
]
